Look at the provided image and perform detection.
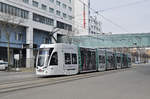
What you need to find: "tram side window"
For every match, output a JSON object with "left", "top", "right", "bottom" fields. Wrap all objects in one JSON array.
[
  {"left": 99, "top": 55, "right": 105, "bottom": 63},
  {"left": 117, "top": 57, "right": 121, "bottom": 63},
  {"left": 72, "top": 54, "right": 77, "bottom": 64},
  {"left": 50, "top": 52, "right": 58, "bottom": 65},
  {"left": 128, "top": 58, "right": 131, "bottom": 63},
  {"left": 65, "top": 53, "right": 71, "bottom": 64},
  {"left": 111, "top": 56, "right": 114, "bottom": 63},
  {"left": 108, "top": 56, "right": 111, "bottom": 63}
]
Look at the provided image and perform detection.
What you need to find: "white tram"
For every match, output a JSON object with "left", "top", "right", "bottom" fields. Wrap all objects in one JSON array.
[
  {"left": 36, "top": 43, "right": 79, "bottom": 76},
  {"left": 36, "top": 43, "right": 132, "bottom": 76}
]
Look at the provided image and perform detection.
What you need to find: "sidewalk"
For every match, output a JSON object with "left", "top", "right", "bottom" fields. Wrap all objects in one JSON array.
[
  {"left": 11, "top": 67, "right": 35, "bottom": 72},
  {"left": 1, "top": 67, "right": 36, "bottom": 73}
]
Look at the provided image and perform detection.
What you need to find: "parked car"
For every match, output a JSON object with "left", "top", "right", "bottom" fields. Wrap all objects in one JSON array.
[
  {"left": 0, "top": 60, "right": 8, "bottom": 70},
  {"left": 135, "top": 61, "right": 140, "bottom": 64}
]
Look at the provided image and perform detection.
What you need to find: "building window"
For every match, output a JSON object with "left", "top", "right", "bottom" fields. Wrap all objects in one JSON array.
[
  {"left": 32, "top": 0, "right": 38, "bottom": 8},
  {"left": 62, "top": 3, "right": 67, "bottom": 9},
  {"left": 68, "top": 15, "right": 73, "bottom": 20},
  {"left": 56, "top": 0, "right": 61, "bottom": 6},
  {"left": 0, "top": 2, "right": 29, "bottom": 19},
  {"left": 15, "top": 33, "right": 23, "bottom": 41},
  {"left": 68, "top": 7, "right": 72, "bottom": 12},
  {"left": 33, "top": 13, "right": 54, "bottom": 26},
  {"left": 43, "top": 37, "right": 50, "bottom": 44},
  {"left": 63, "top": 13, "right": 67, "bottom": 18},
  {"left": 49, "top": 7, "right": 54, "bottom": 13},
  {"left": 41, "top": 4, "right": 47, "bottom": 10},
  {"left": 22, "top": 0, "right": 29, "bottom": 4},
  {"left": 69, "top": 0, "right": 72, "bottom": 4},
  {"left": 57, "top": 21, "right": 72, "bottom": 31},
  {"left": 56, "top": 10, "right": 61, "bottom": 16},
  {"left": 49, "top": 0, "right": 54, "bottom": 3}
]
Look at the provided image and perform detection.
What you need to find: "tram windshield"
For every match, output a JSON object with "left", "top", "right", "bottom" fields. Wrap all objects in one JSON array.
[{"left": 37, "top": 48, "right": 53, "bottom": 67}]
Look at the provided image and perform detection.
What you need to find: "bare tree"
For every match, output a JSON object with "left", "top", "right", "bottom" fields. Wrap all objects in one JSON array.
[{"left": 0, "top": 13, "right": 24, "bottom": 70}]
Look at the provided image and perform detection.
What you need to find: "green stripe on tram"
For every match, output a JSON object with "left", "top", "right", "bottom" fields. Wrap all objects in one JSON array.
[
  {"left": 96, "top": 48, "right": 99, "bottom": 71},
  {"left": 115, "top": 52, "right": 117, "bottom": 69},
  {"left": 121, "top": 53, "right": 123, "bottom": 68},
  {"left": 78, "top": 47, "right": 82, "bottom": 72},
  {"left": 105, "top": 50, "right": 108, "bottom": 70}
]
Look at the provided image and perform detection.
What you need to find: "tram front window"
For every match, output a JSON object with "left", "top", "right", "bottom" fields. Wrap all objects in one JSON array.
[{"left": 37, "top": 48, "right": 53, "bottom": 67}]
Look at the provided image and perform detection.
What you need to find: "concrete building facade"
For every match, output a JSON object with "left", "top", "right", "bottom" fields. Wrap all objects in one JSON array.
[
  {"left": 74, "top": 0, "right": 89, "bottom": 35},
  {"left": 0, "top": 0, "right": 74, "bottom": 68},
  {"left": 89, "top": 16, "right": 102, "bottom": 35},
  {"left": 74, "top": 0, "right": 102, "bottom": 35}
]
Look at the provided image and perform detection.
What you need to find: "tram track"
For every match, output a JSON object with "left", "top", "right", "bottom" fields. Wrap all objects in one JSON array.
[
  {"left": 0, "top": 77, "right": 40, "bottom": 86},
  {"left": 0, "top": 68, "right": 131, "bottom": 94}
]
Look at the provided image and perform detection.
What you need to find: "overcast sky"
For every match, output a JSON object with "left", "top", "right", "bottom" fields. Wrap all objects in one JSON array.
[{"left": 90, "top": 0, "right": 150, "bottom": 34}]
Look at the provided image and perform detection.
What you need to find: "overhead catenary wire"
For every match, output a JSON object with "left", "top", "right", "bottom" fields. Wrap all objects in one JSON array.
[
  {"left": 99, "top": 0, "right": 150, "bottom": 12},
  {"left": 78, "top": 0, "right": 129, "bottom": 32},
  {"left": 99, "top": 14, "right": 128, "bottom": 32}
]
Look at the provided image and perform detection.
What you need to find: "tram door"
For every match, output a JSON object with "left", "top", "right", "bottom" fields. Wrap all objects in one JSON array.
[
  {"left": 128, "top": 55, "right": 132, "bottom": 67},
  {"left": 80, "top": 48, "right": 96, "bottom": 72},
  {"left": 122, "top": 54, "right": 128, "bottom": 68},
  {"left": 98, "top": 50, "right": 106, "bottom": 71},
  {"left": 106, "top": 52, "right": 114, "bottom": 70},
  {"left": 116, "top": 53, "right": 122, "bottom": 69},
  {"left": 112, "top": 53, "right": 117, "bottom": 69}
]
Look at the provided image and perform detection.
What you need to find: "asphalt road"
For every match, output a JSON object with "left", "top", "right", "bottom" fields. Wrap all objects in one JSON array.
[
  {"left": 1, "top": 64, "right": 150, "bottom": 99},
  {"left": 0, "top": 71, "right": 36, "bottom": 84}
]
